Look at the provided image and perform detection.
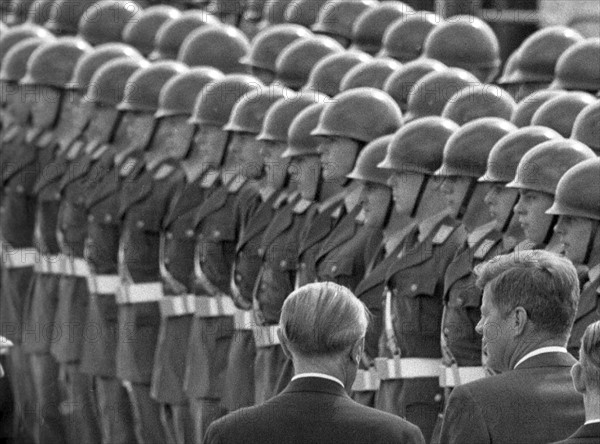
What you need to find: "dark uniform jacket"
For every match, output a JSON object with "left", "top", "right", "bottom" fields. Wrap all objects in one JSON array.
[
  {"left": 440, "top": 352, "right": 585, "bottom": 444},
  {"left": 552, "top": 422, "right": 600, "bottom": 444},
  {"left": 204, "top": 377, "right": 426, "bottom": 444},
  {"left": 568, "top": 265, "right": 600, "bottom": 358}
]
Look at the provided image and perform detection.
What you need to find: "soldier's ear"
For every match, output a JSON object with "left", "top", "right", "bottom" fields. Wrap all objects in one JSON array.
[{"left": 570, "top": 362, "right": 586, "bottom": 394}]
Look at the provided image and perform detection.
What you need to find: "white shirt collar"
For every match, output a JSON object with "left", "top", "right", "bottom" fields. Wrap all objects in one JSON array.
[
  {"left": 584, "top": 419, "right": 600, "bottom": 425},
  {"left": 291, "top": 372, "right": 344, "bottom": 388},
  {"left": 514, "top": 346, "right": 569, "bottom": 369}
]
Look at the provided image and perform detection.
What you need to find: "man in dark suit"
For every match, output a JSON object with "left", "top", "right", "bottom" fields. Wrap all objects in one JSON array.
[
  {"left": 440, "top": 250, "right": 585, "bottom": 444},
  {"left": 204, "top": 282, "right": 425, "bottom": 444},
  {"left": 554, "top": 321, "right": 600, "bottom": 444}
]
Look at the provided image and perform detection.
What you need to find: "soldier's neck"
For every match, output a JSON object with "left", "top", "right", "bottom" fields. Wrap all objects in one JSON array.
[
  {"left": 460, "top": 187, "right": 493, "bottom": 233},
  {"left": 413, "top": 181, "right": 448, "bottom": 224},
  {"left": 318, "top": 179, "right": 346, "bottom": 202}
]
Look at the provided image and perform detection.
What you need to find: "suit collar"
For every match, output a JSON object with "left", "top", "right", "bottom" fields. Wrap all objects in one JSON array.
[
  {"left": 282, "top": 376, "right": 349, "bottom": 399},
  {"left": 571, "top": 421, "right": 600, "bottom": 439},
  {"left": 513, "top": 350, "right": 576, "bottom": 371}
]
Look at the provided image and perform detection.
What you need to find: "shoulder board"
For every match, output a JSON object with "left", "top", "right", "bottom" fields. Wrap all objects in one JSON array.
[
  {"left": 474, "top": 239, "right": 499, "bottom": 260},
  {"left": 330, "top": 205, "right": 343, "bottom": 219},
  {"left": 25, "top": 127, "right": 43, "bottom": 144},
  {"left": 36, "top": 130, "right": 55, "bottom": 149},
  {"left": 355, "top": 209, "right": 366, "bottom": 224},
  {"left": 293, "top": 198, "right": 312, "bottom": 214},
  {"left": 119, "top": 157, "right": 138, "bottom": 177},
  {"left": 273, "top": 191, "right": 289, "bottom": 209},
  {"left": 287, "top": 190, "right": 300, "bottom": 203},
  {"left": 2, "top": 125, "right": 21, "bottom": 143},
  {"left": 91, "top": 143, "right": 109, "bottom": 160},
  {"left": 432, "top": 224, "right": 456, "bottom": 245},
  {"left": 153, "top": 163, "right": 175, "bottom": 180},
  {"left": 66, "top": 140, "right": 85, "bottom": 160},
  {"left": 228, "top": 176, "right": 246, "bottom": 193},
  {"left": 201, "top": 170, "right": 220, "bottom": 188}
]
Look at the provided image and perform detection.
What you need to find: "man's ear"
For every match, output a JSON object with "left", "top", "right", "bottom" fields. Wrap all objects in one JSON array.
[
  {"left": 278, "top": 328, "right": 292, "bottom": 360},
  {"left": 349, "top": 337, "right": 365, "bottom": 364},
  {"left": 571, "top": 362, "right": 586, "bottom": 394},
  {"left": 513, "top": 306, "right": 529, "bottom": 336}
]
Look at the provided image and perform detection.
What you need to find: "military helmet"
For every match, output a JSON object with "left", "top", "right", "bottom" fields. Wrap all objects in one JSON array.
[
  {"left": 257, "top": 90, "right": 327, "bottom": 142},
  {"left": 156, "top": 67, "right": 224, "bottom": 119},
  {"left": 510, "top": 89, "right": 564, "bottom": 128},
  {"left": 383, "top": 58, "right": 446, "bottom": 112},
  {"left": 240, "top": 23, "right": 312, "bottom": 73},
  {"left": 404, "top": 68, "right": 480, "bottom": 122},
  {"left": 507, "top": 139, "right": 595, "bottom": 195},
  {"left": 21, "top": 37, "right": 92, "bottom": 88},
  {"left": 378, "top": 116, "right": 459, "bottom": 174},
  {"left": 379, "top": 12, "right": 439, "bottom": 63},
  {"left": 67, "top": 43, "right": 141, "bottom": 91},
  {"left": 5, "top": 0, "right": 35, "bottom": 25},
  {"left": 350, "top": 2, "right": 413, "bottom": 56},
  {"left": 530, "top": 91, "right": 596, "bottom": 137},
  {"left": 551, "top": 38, "right": 600, "bottom": 92},
  {"left": 479, "top": 126, "right": 563, "bottom": 184},
  {"left": 150, "top": 10, "right": 220, "bottom": 61},
  {"left": 284, "top": 0, "right": 328, "bottom": 27},
  {"left": 87, "top": 56, "right": 149, "bottom": 106},
  {"left": 304, "top": 51, "right": 371, "bottom": 97},
  {"left": 442, "top": 84, "right": 516, "bottom": 126},
  {"left": 347, "top": 134, "right": 393, "bottom": 185},
  {"left": 224, "top": 84, "right": 291, "bottom": 134},
  {"left": 178, "top": 25, "right": 249, "bottom": 74},
  {"left": 275, "top": 35, "right": 343, "bottom": 90},
  {"left": 0, "top": 23, "right": 54, "bottom": 62},
  {"left": 311, "top": 0, "right": 377, "bottom": 45},
  {"left": 77, "top": 0, "right": 141, "bottom": 46},
  {"left": 282, "top": 102, "right": 326, "bottom": 157},
  {"left": 340, "top": 58, "right": 401, "bottom": 92},
  {"left": 423, "top": 15, "right": 500, "bottom": 82},
  {"left": 118, "top": 61, "right": 188, "bottom": 113},
  {"left": 510, "top": 26, "right": 583, "bottom": 84},
  {"left": 496, "top": 49, "right": 520, "bottom": 86},
  {"left": 312, "top": 87, "right": 402, "bottom": 143},
  {"left": 572, "top": 100, "right": 600, "bottom": 154},
  {"left": 0, "top": 37, "right": 47, "bottom": 82},
  {"left": 26, "top": 0, "right": 58, "bottom": 25},
  {"left": 434, "top": 117, "right": 516, "bottom": 178},
  {"left": 547, "top": 158, "right": 600, "bottom": 221},
  {"left": 261, "top": 0, "right": 295, "bottom": 26},
  {"left": 45, "top": 0, "right": 97, "bottom": 35},
  {"left": 189, "top": 74, "right": 263, "bottom": 127},
  {"left": 122, "top": 5, "right": 181, "bottom": 56}
]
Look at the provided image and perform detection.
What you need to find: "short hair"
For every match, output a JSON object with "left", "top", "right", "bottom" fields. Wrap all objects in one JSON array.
[
  {"left": 475, "top": 250, "right": 580, "bottom": 338},
  {"left": 279, "top": 282, "right": 369, "bottom": 356},
  {"left": 580, "top": 321, "right": 600, "bottom": 393}
]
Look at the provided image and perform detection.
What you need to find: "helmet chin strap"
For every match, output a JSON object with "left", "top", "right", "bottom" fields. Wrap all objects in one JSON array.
[
  {"left": 456, "top": 178, "right": 477, "bottom": 221},
  {"left": 584, "top": 220, "right": 599, "bottom": 265},
  {"left": 501, "top": 193, "right": 519, "bottom": 233},
  {"left": 543, "top": 215, "right": 559, "bottom": 246},
  {"left": 410, "top": 175, "right": 429, "bottom": 218}
]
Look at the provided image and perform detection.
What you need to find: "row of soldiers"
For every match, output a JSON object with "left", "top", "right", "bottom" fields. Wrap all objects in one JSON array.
[{"left": 1, "top": 1, "right": 600, "bottom": 444}]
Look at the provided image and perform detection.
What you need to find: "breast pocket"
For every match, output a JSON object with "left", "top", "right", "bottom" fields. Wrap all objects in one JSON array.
[
  {"left": 393, "top": 276, "right": 441, "bottom": 338},
  {"left": 445, "top": 277, "right": 482, "bottom": 342}
]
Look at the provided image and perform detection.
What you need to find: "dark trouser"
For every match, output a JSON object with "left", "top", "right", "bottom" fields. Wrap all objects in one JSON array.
[
  {"left": 123, "top": 381, "right": 166, "bottom": 444},
  {"left": 222, "top": 329, "right": 255, "bottom": 412},
  {"left": 4, "top": 345, "right": 36, "bottom": 443},
  {"left": 254, "top": 344, "right": 287, "bottom": 405},
  {"left": 57, "top": 363, "right": 101, "bottom": 444},
  {"left": 28, "top": 353, "right": 66, "bottom": 444},
  {"left": 94, "top": 376, "right": 136, "bottom": 444},
  {"left": 160, "top": 403, "right": 194, "bottom": 444},
  {"left": 189, "top": 398, "right": 226, "bottom": 444},
  {"left": 374, "top": 378, "right": 444, "bottom": 443}
]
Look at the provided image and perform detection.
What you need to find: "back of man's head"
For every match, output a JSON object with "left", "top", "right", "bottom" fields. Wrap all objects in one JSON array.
[
  {"left": 280, "top": 282, "right": 369, "bottom": 356},
  {"left": 476, "top": 250, "right": 580, "bottom": 340},
  {"left": 579, "top": 321, "right": 600, "bottom": 394}
]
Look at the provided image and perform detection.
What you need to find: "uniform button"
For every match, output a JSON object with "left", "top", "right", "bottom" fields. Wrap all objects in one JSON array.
[
  {"left": 235, "top": 273, "right": 241, "bottom": 282},
  {"left": 166, "top": 232, "right": 173, "bottom": 240},
  {"left": 443, "top": 327, "right": 450, "bottom": 335},
  {"left": 185, "top": 229, "right": 194, "bottom": 238},
  {"left": 257, "top": 248, "right": 265, "bottom": 256},
  {"left": 410, "top": 284, "right": 418, "bottom": 292},
  {"left": 280, "top": 260, "right": 287, "bottom": 268},
  {"left": 456, "top": 297, "right": 464, "bottom": 305},
  {"left": 104, "top": 214, "right": 112, "bottom": 223},
  {"left": 88, "top": 215, "right": 94, "bottom": 222},
  {"left": 16, "top": 185, "right": 25, "bottom": 193},
  {"left": 300, "top": 263, "right": 306, "bottom": 269},
  {"left": 136, "top": 220, "right": 144, "bottom": 229},
  {"left": 164, "top": 258, "right": 170, "bottom": 264},
  {"left": 331, "top": 265, "right": 337, "bottom": 272},
  {"left": 434, "top": 394, "right": 442, "bottom": 403},
  {"left": 54, "top": 192, "right": 61, "bottom": 200},
  {"left": 213, "top": 229, "right": 220, "bottom": 238}
]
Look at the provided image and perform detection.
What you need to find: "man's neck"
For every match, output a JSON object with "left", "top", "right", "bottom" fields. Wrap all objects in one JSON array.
[
  {"left": 292, "top": 359, "right": 348, "bottom": 389},
  {"left": 584, "top": 394, "right": 600, "bottom": 424},
  {"left": 509, "top": 337, "right": 567, "bottom": 370}
]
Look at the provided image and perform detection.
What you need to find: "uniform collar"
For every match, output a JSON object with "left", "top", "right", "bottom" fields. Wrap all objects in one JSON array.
[
  {"left": 588, "top": 263, "right": 600, "bottom": 283},
  {"left": 467, "top": 221, "right": 497, "bottom": 248},
  {"left": 343, "top": 182, "right": 363, "bottom": 213},
  {"left": 418, "top": 208, "right": 452, "bottom": 243}
]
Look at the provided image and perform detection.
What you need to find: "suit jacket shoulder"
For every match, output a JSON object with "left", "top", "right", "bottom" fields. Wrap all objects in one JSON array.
[{"left": 552, "top": 422, "right": 600, "bottom": 444}]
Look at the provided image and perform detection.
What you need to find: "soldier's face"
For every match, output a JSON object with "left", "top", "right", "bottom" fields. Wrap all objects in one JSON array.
[
  {"left": 291, "top": 155, "right": 320, "bottom": 200},
  {"left": 82, "top": 105, "right": 120, "bottom": 153},
  {"left": 554, "top": 215, "right": 595, "bottom": 264},
  {"left": 439, "top": 176, "right": 472, "bottom": 218},
  {"left": 249, "top": 66, "right": 276, "bottom": 85},
  {"left": 112, "top": 111, "right": 155, "bottom": 151},
  {"left": 514, "top": 189, "right": 555, "bottom": 245},
  {"left": 192, "top": 124, "right": 229, "bottom": 168},
  {"left": 261, "top": 140, "right": 289, "bottom": 188},
  {"left": 3, "top": 83, "right": 30, "bottom": 125},
  {"left": 476, "top": 285, "right": 513, "bottom": 373},
  {"left": 388, "top": 171, "right": 424, "bottom": 214},
  {"left": 484, "top": 184, "right": 519, "bottom": 231},
  {"left": 226, "top": 132, "right": 264, "bottom": 178},
  {"left": 361, "top": 181, "right": 391, "bottom": 227},
  {"left": 151, "top": 116, "right": 194, "bottom": 153},
  {"left": 27, "top": 85, "right": 61, "bottom": 129},
  {"left": 318, "top": 136, "right": 360, "bottom": 181}
]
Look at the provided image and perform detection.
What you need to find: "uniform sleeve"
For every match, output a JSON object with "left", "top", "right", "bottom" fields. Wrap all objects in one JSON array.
[{"left": 440, "top": 386, "right": 489, "bottom": 444}]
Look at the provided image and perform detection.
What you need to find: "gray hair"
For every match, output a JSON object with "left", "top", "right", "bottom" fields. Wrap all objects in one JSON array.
[
  {"left": 279, "top": 282, "right": 369, "bottom": 356},
  {"left": 580, "top": 321, "right": 600, "bottom": 393},
  {"left": 475, "top": 250, "right": 580, "bottom": 338}
]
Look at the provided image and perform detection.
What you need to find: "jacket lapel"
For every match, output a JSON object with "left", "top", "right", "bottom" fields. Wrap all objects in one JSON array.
[
  {"left": 34, "top": 156, "right": 69, "bottom": 193},
  {"left": 314, "top": 208, "right": 361, "bottom": 264},
  {"left": 298, "top": 202, "right": 345, "bottom": 256},
  {"left": 192, "top": 185, "right": 229, "bottom": 228},
  {"left": 118, "top": 167, "right": 153, "bottom": 217},
  {"left": 2, "top": 145, "right": 36, "bottom": 184},
  {"left": 237, "top": 193, "right": 279, "bottom": 252},
  {"left": 260, "top": 201, "right": 296, "bottom": 249}
]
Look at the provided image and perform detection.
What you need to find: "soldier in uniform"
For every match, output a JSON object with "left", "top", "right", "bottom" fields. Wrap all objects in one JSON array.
[
  {"left": 374, "top": 114, "right": 470, "bottom": 441},
  {"left": 223, "top": 91, "right": 323, "bottom": 414},
  {"left": 549, "top": 159, "right": 600, "bottom": 356},
  {"left": 507, "top": 139, "right": 595, "bottom": 253},
  {"left": 19, "top": 37, "right": 91, "bottom": 444},
  {"left": 149, "top": 66, "right": 224, "bottom": 444},
  {"left": 0, "top": 31, "right": 51, "bottom": 444},
  {"left": 182, "top": 76, "right": 270, "bottom": 443},
  {"left": 72, "top": 55, "right": 147, "bottom": 444}
]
